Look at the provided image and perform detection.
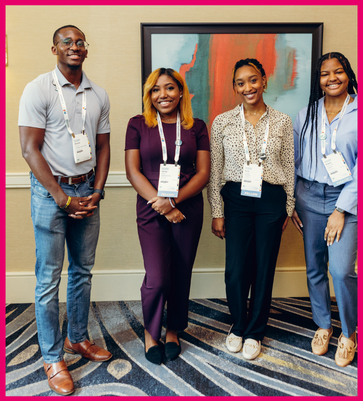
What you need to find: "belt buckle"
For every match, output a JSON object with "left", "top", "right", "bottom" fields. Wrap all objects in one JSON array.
[{"left": 68, "top": 177, "right": 73, "bottom": 185}]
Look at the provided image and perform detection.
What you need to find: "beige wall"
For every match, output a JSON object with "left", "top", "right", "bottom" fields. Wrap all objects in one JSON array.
[{"left": 6, "top": 6, "right": 357, "bottom": 297}]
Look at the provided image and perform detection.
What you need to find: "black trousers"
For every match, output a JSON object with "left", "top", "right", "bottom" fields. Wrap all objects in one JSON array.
[{"left": 221, "top": 181, "right": 287, "bottom": 341}]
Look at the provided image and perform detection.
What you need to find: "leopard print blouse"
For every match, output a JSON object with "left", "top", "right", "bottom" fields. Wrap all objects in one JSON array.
[{"left": 207, "top": 104, "right": 295, "bottom": 218}]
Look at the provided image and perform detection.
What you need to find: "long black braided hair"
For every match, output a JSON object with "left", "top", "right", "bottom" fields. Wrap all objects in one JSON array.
[{"left": 299, "top": 52, "right": 357, "bottom": 178}]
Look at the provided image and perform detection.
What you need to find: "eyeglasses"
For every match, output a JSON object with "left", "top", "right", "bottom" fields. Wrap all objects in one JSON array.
[{"left": 55, "top": 38, "right": 89, "bottom": 50}]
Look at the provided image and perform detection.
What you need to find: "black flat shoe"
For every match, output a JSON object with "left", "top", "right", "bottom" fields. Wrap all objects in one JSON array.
[
  {"left": 165, "top": 336, "right": 181, "bottom": 362},
  {"left": 145, "top": 343, "right": 163, "bottom": 365}
]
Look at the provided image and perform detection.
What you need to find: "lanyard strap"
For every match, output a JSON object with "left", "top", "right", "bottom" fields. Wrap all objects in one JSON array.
[
  {"left": 156, "top": 111, "right": 181, "bottom": 166},
  {"left": 52, "top": 69, "right": 86, "bottom": 138},
  {"left": 320, "top": 94, "right": 350, "bottom": 157},
  {"left": 240, "top": 105, "right": 269, "bottom": 165}
]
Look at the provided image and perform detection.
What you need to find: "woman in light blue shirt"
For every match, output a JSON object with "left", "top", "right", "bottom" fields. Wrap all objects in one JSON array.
[{"left": 292, "top": 52, "right": 357, "bottom": 368}]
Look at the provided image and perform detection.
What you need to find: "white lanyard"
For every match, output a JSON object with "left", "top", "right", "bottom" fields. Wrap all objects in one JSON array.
[
  {"left": 320, "top": 94, "right": 350, "bottom": 157},
  {"left": 156, "top": 111, "right": 181, "bottom": 166},
  {"left": 52, "top": 69, "right": 86, "bottom": 137},
  {"left": 240, "top": 105, "right": 269, "bottom": 165}
]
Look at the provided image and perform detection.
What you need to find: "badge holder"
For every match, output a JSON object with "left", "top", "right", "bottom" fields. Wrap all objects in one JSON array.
[
  {"left": 322, "top": 152, "right": 352, "bottom": 187},
  {"left": 72, "top": 131, "right": 92, "bottom": 164},
  {"left": 320, "top": 94, "right": 353, "bottom": 187},
  {"left": 241, "top": 163, "right": 263, "bottom": 198},
  {"left": 157, "top": 163, "right": 181, "bottom": 197}
]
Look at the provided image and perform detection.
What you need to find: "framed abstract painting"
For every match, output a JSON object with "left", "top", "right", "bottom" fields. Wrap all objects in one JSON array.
[{"left": 141, "top": 23, "right": 323, "bottom": 130}]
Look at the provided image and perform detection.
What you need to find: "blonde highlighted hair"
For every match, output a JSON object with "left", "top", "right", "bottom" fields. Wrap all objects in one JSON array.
[{"left": 143, "top": 68, "right": 194, "bottom": 130}]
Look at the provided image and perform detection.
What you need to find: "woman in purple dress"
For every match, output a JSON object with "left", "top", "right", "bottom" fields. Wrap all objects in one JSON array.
[{"left": 125, "top": 68, "right": 210, "bottom": 365}]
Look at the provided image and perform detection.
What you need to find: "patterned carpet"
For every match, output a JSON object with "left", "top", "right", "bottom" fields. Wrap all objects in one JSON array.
[{"left": 6, "top": 298, "right": 357, "bottom": 396}]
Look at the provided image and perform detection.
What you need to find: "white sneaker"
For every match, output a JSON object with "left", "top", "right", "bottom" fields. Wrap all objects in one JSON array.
[
  {"left": 242, "top": 338, "right": 261, "bottom": 360},
  {"left": 226, "top": 333, "right": 242, "bottom": 353}
]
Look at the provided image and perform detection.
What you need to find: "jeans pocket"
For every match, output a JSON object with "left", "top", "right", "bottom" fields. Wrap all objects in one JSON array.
[
  {"left": 87, "top": 175, "right": 95, "bottom": 191},
  {"left": 32, "top": 182, "right": 52, "bottom": 198}
]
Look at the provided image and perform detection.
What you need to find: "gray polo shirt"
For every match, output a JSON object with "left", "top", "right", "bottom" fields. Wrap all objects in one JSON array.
[{"left": 19, "top": 66, "right": 110, "bottom": 177}]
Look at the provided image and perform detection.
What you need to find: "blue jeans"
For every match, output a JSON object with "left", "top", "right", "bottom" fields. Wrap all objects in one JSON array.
[
  {"left": 295, "top": 177, "right": 357, "bottom": 337},
  {"left": 30, "top": 172, "right": 100, "bottom": 363}
]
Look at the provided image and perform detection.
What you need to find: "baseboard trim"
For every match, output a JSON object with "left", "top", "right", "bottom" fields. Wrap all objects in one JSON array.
[
  {"left": 6, "top": 267, "right": 320, "bottom": 303},
  {"left": 6, "top": 171, "right": 131, "bottom": 189}
]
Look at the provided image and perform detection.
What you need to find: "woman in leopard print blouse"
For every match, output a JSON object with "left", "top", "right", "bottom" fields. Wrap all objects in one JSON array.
[{"left": 207, "top": 58, "right": 295, "bottom": 360}]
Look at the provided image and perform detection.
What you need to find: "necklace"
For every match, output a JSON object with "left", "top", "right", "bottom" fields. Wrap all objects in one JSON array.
[
  {"left": 326, "top": 109, "right": 341, "bottom": 115},
  {"left": 244, "top": 106, "right": 266, "bottom": 116},
  {"left": 161, "top": 116, "right": 177, "bottom": 122},
  {"left": 245, "top": 109, "right": 265, "bottom": 116}
]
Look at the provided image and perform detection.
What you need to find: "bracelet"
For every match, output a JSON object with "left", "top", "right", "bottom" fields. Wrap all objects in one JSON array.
[
  {"left": 169, "top": 197, "right": 176, "bottom": 209},
  {"left": 61, "top": 196, "right": 72, "bottom": 210}
]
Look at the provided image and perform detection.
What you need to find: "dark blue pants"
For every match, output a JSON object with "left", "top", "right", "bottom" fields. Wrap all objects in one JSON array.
[{"left": 222, "top": 181, "right": 287, "bottom": 341}]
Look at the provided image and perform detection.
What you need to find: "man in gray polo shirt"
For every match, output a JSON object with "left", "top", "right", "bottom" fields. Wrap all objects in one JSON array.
[{"left": 19, "top": 25, "right": 112, "bottom": 396}]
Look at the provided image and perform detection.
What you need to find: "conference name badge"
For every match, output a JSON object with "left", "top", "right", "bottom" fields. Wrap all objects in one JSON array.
[
  {"left": 157, "top": 164, "right": 181, "bottom": 198},
  {"left": 72, "top": 133, "right": 92, "bottom": 164},
  {"left": 322, "top": 152, "right": 353, "bottom": 187},
  {"left": 241, "top": 163, "right": 263, "bottom": 198}
]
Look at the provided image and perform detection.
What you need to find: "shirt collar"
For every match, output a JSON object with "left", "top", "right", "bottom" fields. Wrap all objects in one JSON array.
[{"left": 54, "top": 65, "right": 91, "bottom": 90}]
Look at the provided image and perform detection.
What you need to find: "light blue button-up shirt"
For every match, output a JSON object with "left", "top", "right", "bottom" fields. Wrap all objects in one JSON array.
[{"left": 293, "top": 95, "right": 357, "bottom": 215}]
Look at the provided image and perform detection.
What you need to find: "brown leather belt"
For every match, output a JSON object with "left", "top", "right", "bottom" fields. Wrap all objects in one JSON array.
[{"left": 54, "top": 170, "right": 93, "bottom": 185}]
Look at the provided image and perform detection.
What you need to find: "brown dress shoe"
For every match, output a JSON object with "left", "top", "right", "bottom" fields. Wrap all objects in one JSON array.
[
  {"left": 63, "top": 337, "right": 112, "bottom": 362},
  {"left": 43, "top": 360, "right": 75, "bottom": 396}
]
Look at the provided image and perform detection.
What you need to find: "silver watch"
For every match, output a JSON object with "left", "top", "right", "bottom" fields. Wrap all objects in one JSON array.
[{"left": 335, "top": 207, "right": 345, "bottom": 214}]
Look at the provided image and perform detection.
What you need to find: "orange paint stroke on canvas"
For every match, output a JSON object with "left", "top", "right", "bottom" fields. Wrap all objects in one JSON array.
[
  {"left": 208, "top": 34, "right": 278, "bottom": 125},
  {"left": 179, "top": 44, "right": 198, "bottom": 100},
  {"left": 283, "top": 49, "right": 298, "bottom": 89}
]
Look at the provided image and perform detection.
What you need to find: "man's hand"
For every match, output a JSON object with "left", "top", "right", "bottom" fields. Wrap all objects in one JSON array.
[{"left": 65, "top": 195, "right": 97, "bottom": 219}]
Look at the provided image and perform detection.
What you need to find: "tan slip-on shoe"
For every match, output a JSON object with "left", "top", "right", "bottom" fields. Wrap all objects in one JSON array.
[
  {"left": 311, "top": 328, "right": 333, "bottom": 355},
  {"left": 335, "top": 333, "right": 357, "bottom": 367},
  {"left": 43, "top": 360, "right": 74, "bottom": 396}
]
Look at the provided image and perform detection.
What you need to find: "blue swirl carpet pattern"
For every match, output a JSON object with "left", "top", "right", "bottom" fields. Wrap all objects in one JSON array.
[{"left": 6, "top": 298, "right": 357, "bottom": 396}]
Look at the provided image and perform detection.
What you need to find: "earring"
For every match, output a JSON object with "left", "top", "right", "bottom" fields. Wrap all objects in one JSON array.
[{"left": 180, "top": 95, "right": 183, "bottom": 98}]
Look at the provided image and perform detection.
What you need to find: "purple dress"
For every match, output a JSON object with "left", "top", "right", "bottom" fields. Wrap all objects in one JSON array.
[{"left": 125, "top": 115, "right": 210, "bottom": 340}]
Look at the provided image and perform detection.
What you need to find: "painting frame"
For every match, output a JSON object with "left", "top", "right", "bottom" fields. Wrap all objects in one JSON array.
[{"left": 140, "top": 23, "right": 323, "bottom": 126}]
